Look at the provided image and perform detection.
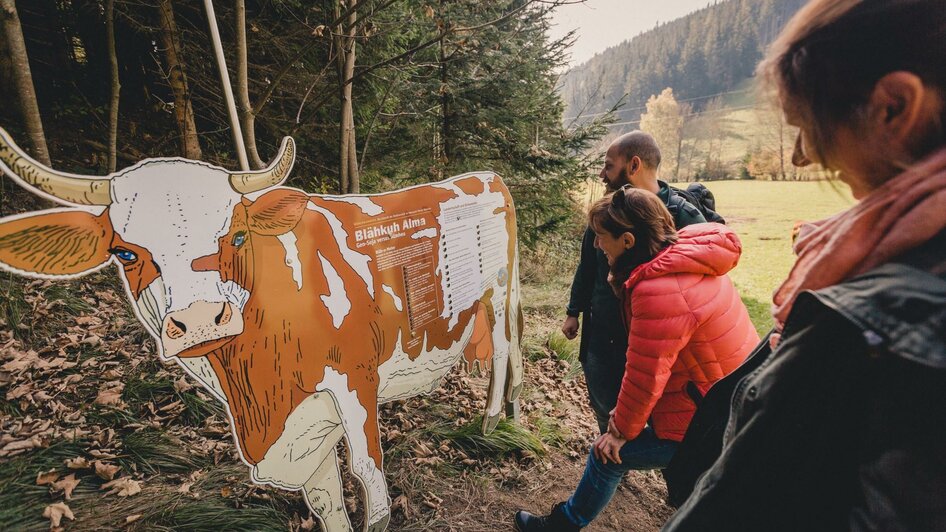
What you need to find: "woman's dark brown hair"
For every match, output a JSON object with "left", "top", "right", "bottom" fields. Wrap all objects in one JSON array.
[
  {"left": 760, "top": 0, "right": 946, "bottom": 164},
  {"left": 588, "top": 186, "right": 678, "bottom": 293}
]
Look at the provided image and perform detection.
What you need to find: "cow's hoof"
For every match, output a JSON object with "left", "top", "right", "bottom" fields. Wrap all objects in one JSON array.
[
  {"left": 366, "top": 512, "right": 390, "bottom": 532},
  {"left": 483, "top": 413, "right": 501, "bottom": 434},
  {"left": 507, "top": 383, "right": 523, "bottom": 402}
]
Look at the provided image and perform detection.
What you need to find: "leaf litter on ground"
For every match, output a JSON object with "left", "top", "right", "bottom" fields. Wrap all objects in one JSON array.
[{"left": 0, "top": 265, "right": 671, "bottom": 530}]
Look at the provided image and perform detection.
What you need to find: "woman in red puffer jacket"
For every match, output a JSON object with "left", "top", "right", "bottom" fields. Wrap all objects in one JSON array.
[{"left": 515, "top": 186, "right": 759, "bottom": 532}]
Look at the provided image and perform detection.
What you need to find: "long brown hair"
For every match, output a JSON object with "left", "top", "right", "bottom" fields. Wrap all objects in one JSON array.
[
  {"left": 760, "top": 0, "right": 946, "bottom": 164},
  {"left": 588, "top": 186, "right": 677, "bottom": 292}
]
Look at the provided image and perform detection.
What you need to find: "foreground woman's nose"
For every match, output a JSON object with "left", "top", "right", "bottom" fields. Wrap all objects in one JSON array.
[{"left": 792, "top": 133, "right": 813, "bottom": 167}]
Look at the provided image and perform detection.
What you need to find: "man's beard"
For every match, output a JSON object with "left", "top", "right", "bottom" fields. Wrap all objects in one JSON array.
[{"left": 606, "top": 166, "right": 629, "bottom": 192}]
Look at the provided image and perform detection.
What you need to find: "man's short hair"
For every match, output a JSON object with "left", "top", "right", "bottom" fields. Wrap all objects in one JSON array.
[{"left": 613, "top": 131, "right": 662, "bottom": 169}]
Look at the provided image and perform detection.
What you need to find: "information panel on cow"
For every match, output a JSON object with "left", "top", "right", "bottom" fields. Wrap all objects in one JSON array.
[{"left": 0, "top": 127, "right": 524, "bottom": 532}]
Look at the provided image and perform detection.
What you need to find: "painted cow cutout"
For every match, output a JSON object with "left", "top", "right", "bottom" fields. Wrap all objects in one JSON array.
[{"left": 0, "top": 127, "right": 523, "bottom": 532}]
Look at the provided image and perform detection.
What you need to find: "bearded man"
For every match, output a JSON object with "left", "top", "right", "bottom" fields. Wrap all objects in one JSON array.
[{"left": 563, "top": 131, "right": 705, "bottom": 433}]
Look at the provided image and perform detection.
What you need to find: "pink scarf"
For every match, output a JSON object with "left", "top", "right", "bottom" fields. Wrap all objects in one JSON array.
[{"left": 772, "top": 148, "right": 946, "bottom": 332}]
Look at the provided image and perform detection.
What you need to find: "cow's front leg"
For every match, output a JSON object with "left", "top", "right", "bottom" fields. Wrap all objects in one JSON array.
[
  {"left": 304, "top": 446, "right": 352, "bottom": 532},
  {"left": 317, "top": 368, "right": 391, "bottom": 532}
]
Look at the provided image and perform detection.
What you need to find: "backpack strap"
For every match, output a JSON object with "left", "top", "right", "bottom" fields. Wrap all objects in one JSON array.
[{"left": 666, "top": 192, "right": 686, "bottom": 219}]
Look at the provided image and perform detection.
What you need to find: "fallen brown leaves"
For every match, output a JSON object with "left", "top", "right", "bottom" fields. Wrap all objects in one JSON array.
[
  {"left": 36, "top": 469, "right": 60, "bottom": 486},
  {"left": 52, "top": 474, "right": 81, "bottom": 500},
  {"left": 1, "top": 273, "right": 625, "bottom": 531},
  {"left": 93, "top": 382, "right": 125, "bottom": 407},
  {"left": 0, "top": 277, "right": 239, "bottom": 529},
  {"left": 101, "top": 477, "right": 143, "bottom": 497},
  {"left": 65, "top": 456, "right": 90, "bottom": 470},
  {"left": 42, "top": 502, "right": 75, "bottom": 528},
  {"left": 93, "top": 461, "right": 121, "bottom": 481}
]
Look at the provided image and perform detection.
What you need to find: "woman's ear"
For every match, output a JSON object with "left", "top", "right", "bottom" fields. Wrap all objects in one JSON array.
[
  {"left": 867, "top": 72, "right": 936, "bottom": 148},
  {"left": 621, "top": 232, "right": 635, "bottom": 250}
]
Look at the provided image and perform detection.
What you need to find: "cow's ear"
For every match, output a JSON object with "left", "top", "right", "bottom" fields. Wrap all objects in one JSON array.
[
  {"left": 0, "top": 209, "right": 113, "bottom": 278},
  {"left": 246, "top": 189, "right": 309, "bottom": 236}
]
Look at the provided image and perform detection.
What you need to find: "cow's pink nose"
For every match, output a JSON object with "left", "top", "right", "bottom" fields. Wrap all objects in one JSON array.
[
  {"left": 164, "top": 302, "right": 230, "bottom": 338},
  {"left": 160, "top": 301, "right": 243, "bottom": 358}
]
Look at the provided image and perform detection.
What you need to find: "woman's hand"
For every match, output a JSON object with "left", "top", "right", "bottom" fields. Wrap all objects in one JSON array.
[
  {"left": 607, "top": 412, "right": 622, "bottom": 439},
  {"left": 593, "top": 432, "right": 627, "bottom": 465}
]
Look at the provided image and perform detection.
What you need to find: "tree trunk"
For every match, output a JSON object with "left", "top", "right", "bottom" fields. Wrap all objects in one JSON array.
[
  {"left": 335, "top": 0, "right": 359, "bottom": 193},
  {"left": 674, "top": 130, "right": 684, "bottom": 181},
  {"left": 346, "top": 106, "right": 357, "bottom": 191},
  {"left": 0, "top": 0, "right": 50, "bottom": 165},
  {"left": 105, "top": 0, "right": 120, "bottom": 173},
  {"left": 438, "top": 21, "right": 452, "bottom": 170},
  {"left": 156, "top": 0, "right": 201, "bottom": 159},
  {"left": 235, "top": 0, "right": 263, "bottom": 169},
  {"left": 0, "top": 27, "right": 11, "bottom": 103}
]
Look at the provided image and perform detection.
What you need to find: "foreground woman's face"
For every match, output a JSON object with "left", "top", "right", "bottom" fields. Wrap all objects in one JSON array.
[
  {"left": 787, "top": 72, "right": 946, "bottom": 199},
  {"left": 787, "top": 112, "right": 877, "bottom": 199}
]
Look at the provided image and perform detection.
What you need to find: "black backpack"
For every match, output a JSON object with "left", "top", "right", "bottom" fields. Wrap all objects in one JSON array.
[
  {"left": 668, "top": 183, "right": 725, "bottom": 224},
  {"left": 662, "top": 331, "right": 772, "bottom": 507}
]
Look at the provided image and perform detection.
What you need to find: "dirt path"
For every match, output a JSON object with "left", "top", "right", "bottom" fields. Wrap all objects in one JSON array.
[
  {"left": 491, "top": 456, "right": 673, "bottom": 531},
  {"left": 381, "top": 324, "right": 675, "bottom": 531}
]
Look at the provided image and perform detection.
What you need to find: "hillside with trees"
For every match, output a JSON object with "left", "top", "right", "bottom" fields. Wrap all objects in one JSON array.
[
  {"left": 559, "top": 0, "right": 828, "bottom": 183},
  {"left": 559, "top": 0, "right": 806, "bottom": 124}
]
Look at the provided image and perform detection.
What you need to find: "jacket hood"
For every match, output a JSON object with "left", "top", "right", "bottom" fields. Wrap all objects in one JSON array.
[{"left": 624, "top": 223, "right": 742, "bottom": 290}]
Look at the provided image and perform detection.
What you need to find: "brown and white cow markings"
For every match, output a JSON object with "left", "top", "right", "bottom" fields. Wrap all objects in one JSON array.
[
  {"left": 0, "top": 122, "right": 521, "bottom": 532},
  {"left": 191, "top": 176, "right": 512, "bottom": 472}
]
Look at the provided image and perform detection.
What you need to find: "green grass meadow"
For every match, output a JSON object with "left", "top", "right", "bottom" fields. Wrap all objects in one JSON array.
[
  {"left": 710, "top": 180, "right": 854, "bottom": 334},
  {"left": 549, "top": 179, "right": 855, "bottom": 337}
]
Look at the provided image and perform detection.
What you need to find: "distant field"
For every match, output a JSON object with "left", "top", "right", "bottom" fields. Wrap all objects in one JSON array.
[
  {"left": 561, "top": 179, "right": 854, "bottom": 335},
  {"left": 711, "top": 180, "right": 854, "bottom": 333}
]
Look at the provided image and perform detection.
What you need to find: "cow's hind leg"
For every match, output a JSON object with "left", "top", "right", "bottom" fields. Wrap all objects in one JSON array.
[
  {"left": 303, "top": 446, "right": 353, "bottom": 532},
  {"left": 482, "top": 245, "right": 525, "bottom": 432},
  {"left": 317, "top": 369, "right": 391, "bottom": 532},
  {"left": 506, "top": 278, "right": 525, "bottom": 403},
  {"left": 505, "top": 254, "right": 524, "bottom": 404},
  {"left": 482, "top": 298, "right": 510, "bottom": 434}
]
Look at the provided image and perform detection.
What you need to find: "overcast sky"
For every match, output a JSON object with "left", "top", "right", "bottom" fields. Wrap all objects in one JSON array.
[{"left": 549, "top": 0, "right": 717, "bottom": 68}]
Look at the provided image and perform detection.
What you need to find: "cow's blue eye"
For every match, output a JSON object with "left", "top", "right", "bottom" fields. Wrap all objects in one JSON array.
[
  {"left": 232, "top": 231, "right": 247, "bottom": 248},
  {"left": 110, "top": 248, "right": 138, "bottom": 263}
]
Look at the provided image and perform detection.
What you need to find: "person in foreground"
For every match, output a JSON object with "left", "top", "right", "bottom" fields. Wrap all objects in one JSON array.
[
  {"left": 515, "top": 188, "right": 758, "bottom": 531},
  {"left": 664, "top": 0, "right": 946, "bottom": 530}
]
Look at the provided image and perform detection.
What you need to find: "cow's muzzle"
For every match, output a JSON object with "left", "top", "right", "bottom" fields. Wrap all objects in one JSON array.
[{"left": 161, "top": 301, "right": 243, "bottom": 358}]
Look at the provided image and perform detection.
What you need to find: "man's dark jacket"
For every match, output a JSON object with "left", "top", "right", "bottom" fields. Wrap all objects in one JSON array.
[{"left": 664, "top": 232, "right": 946, "bottom": 531}]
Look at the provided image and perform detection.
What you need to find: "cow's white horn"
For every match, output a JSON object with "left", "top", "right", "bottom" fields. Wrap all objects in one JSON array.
[
  {"left": 0, "top": 127, "right": 112, "bottom": 206},
  {"left": 230, "top": 137, "right": 296, "bottom": 194}
]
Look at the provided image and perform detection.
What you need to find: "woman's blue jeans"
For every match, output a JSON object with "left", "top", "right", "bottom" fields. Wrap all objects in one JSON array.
[{"left": 562, "top": 426, "right": 678, "bottom": 527}]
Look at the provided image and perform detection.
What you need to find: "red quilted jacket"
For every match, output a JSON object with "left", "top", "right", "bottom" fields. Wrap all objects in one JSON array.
[{"left": 611, "top": 223, "right": 759, "bottom": 442}]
